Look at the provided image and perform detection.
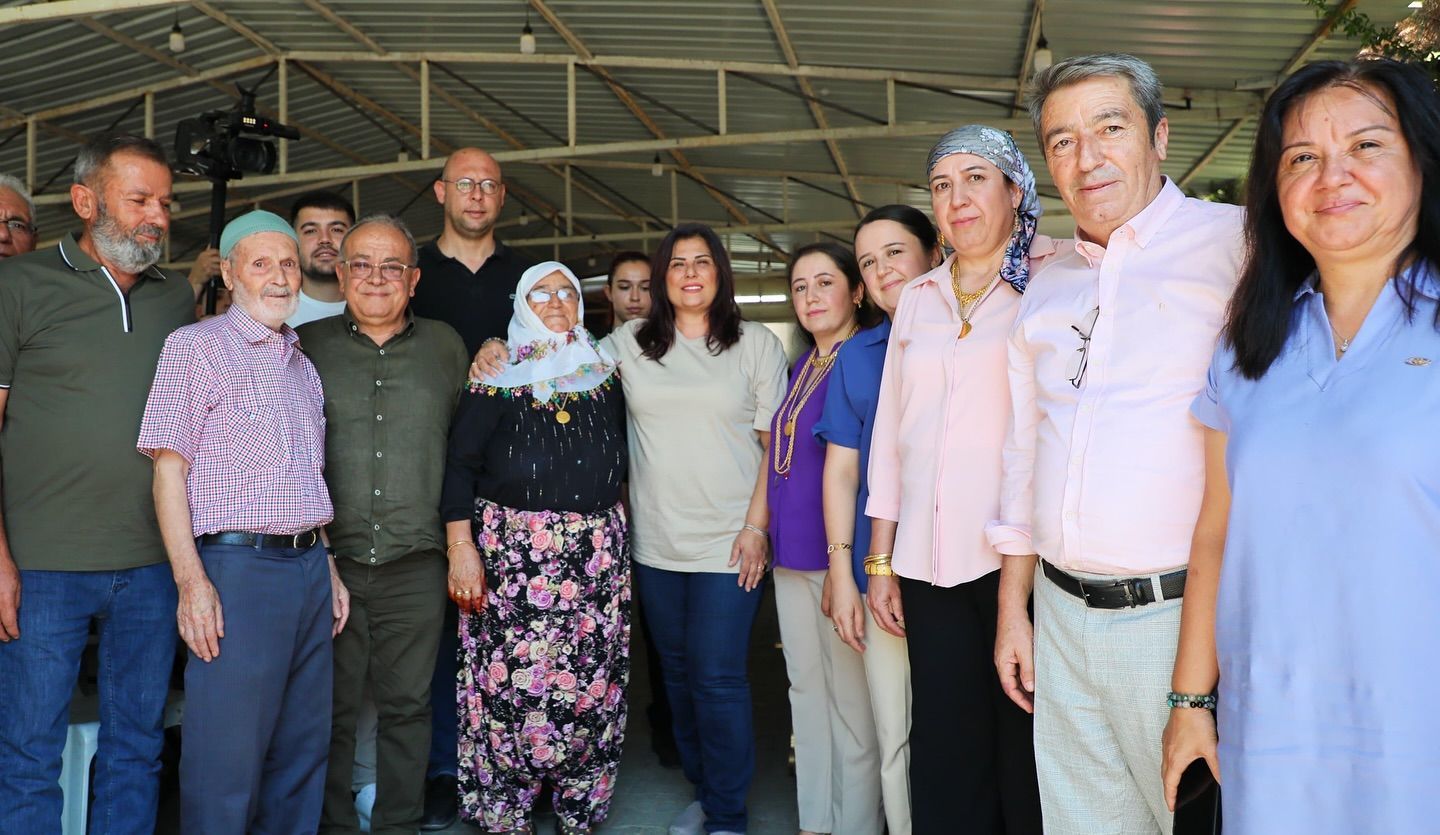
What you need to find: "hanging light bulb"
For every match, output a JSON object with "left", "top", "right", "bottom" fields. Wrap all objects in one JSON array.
[
  {"left": 519, "top": 6, "right": 537, "bottom": 55},
  {"left": 169, "top": 12, "right": 186, "bottom": 54},
  {"left": 651, "top": 153, "right": 663, "bottom": 177},
  {"left": 1032, "top": 32, "right": 1053, "bottom": 74},
  {"left": 517, "top": 210, "right": 531, "bottom": 226}
]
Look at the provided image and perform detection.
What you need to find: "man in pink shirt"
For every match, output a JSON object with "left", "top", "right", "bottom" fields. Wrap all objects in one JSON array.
[{"left": 987, "top": 54, "right": 1244, "bottom": 835}]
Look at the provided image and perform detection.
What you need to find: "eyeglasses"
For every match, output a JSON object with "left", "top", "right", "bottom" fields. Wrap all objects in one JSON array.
[
  {"left": 343, "top": 260, "right": 412, "bottom": 281},
  {"left": 1066, "top": 306, "right": 1100, "bottom": 389},
  {"left": 526, "top": 287, "right": 577, "bottom": 304},
  {"left": 440, "top": 178, "right": 502, "bottom": 196},
  {"left": 0, "top": 218, "right": 35, "bottom": 237}
]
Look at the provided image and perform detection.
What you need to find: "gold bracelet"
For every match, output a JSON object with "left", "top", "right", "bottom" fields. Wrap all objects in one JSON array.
[
  {"left": 863, "top": 552, "right": 892, "bottom": 563},
  {"left": 863, "top": 562, "right": 895, "bottom": 576},
  {"left": 446, "top": 540, "right": 473, "bottom": 555},
  {"left": 826, "top": 543, "right": 852, "bottom": 555}
]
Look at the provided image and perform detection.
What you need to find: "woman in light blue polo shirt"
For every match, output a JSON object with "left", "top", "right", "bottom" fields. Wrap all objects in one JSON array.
[{"left": 813, "top": 204, "right": 938, "bottom": 835}]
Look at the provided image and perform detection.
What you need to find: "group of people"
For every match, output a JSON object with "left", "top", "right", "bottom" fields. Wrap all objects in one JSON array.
[{"left": 0, "top": 47, "right": 1436, "bottom": 835}]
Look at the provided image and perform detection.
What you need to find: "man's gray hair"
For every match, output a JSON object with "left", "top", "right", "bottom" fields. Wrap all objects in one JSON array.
[
  {"left": 0, "top": 173, "right": 35, "bottom": 223},
  {"left": 72, "top": 133, "right": 169, "bottom": 188},
  {"left": 340, "top": 213, "right": 419, "bottom": 264},
  {"left": 1027, "top": 53, "right": 1166, "bottom": 143}
]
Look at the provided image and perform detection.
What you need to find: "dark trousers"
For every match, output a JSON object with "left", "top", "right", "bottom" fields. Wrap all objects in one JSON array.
[
  {"left": 901, "top": 571, "right": 1042, "bottom": 835},
  {"left": 635, "top": 597, "right": 674, "bottom": 740},
  {"left": 322, "top": 553, "right": 447, "bottom": 835},
  {"left": 634, "top": 564, "right": 763, "bottom": 834},
  {"left": 0, "top": 563, "right": 177, "bottom": 835},
  {"left": 181, "top": 541, "right": 333, "bottom": 835},
  {"left": 426, "top": 601, "right": 460, "bottom": 779}
]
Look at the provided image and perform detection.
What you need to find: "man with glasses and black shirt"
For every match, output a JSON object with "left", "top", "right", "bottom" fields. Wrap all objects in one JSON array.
[
  {"left": 988, "top": 54, "right": 1243, "bottom": 835},
  {"left": 0, "top": 174, "right": 37, "bottom": 259},
  {"left": 411, "top": 146, "right": 534, "bottom": 830}
]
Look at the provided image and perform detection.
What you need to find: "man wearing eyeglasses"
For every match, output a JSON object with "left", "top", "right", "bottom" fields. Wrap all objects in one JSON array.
[
  {"left": 0, "top": 174, "right": 37, "bottom": 259},
  {"left": 296, "top": 214, "right": 468, "bottom": 835},
  {"left": 410, "top": 146, "right": 534, "bottom": 829},
  {"left": 987, "top": 54, "right": 1244, "bottom": 835}
]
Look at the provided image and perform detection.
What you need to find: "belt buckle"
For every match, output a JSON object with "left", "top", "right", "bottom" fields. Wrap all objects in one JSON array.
[{"left": 292, "top": 530, "right": 317, "bottom": 549}]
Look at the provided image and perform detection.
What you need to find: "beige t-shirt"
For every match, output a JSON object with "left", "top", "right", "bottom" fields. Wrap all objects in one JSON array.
[{"left": 602, "top": 319, "right": 788, "bottom": 573}]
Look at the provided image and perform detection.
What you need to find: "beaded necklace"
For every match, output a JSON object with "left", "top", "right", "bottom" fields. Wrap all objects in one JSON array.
[{"left": 772, "top": 323, "right": 859, "bottom": 476}]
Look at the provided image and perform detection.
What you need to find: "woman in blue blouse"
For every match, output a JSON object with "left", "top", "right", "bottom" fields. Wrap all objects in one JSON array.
[
  {"left": 813, "top": 205, "right": 939, "bottom": 835},
  {"left": 1163, "top": 58, "right": 1440, "bottom": 832}
]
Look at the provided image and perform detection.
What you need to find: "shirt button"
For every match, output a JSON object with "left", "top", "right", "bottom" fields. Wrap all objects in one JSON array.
[
  {"left": 374, "top": 489, "right": 381, "bottom": 496},
  {"left": 375, "top": 451, "right": 383, "bottom": 458},
  {"left": 369, "top": 557, "right": 377, "bottom": 563},
  {"left": 375, "top": 380, "right": 383, "bottom": 387},
  {"left": 378, "top": 349, "right": 386, "bottom": 356},
  {"left": 370, "top": 548, "right": 376, "bottom": 555},
  {"left": 373, "top": 524, "right": 380, "bottom": 531},
  {"left": 1065, "top": 511, "right": 1077, "bottom": 520},
  {"left": 376, "top": 414, "right": 383, "bottom": 421}
]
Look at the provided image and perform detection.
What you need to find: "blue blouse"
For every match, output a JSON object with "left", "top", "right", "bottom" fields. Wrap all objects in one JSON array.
[{"left": 813, "top": 319, "right": 890, "bottom": 591}]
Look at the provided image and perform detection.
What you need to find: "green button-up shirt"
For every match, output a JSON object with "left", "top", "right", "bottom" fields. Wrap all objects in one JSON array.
[
  {"left": 297, "top": 310, "right": 468, "bottom": 566},
  {"left": 0, "top": 234, "right": 196, "bottom": 571}
]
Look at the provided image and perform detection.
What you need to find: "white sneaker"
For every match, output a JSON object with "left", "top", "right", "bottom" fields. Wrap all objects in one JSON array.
[
  {"left": 667, "top": 800, "right": 706, "bottom": 835},
  {"left": 354, "top": 782, "right": 376, "bottom": 832}
]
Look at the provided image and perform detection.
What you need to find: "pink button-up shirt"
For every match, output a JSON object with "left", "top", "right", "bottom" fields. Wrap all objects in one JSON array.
[
  {"left": 867, "top": 237, "right": 1056, "bottom": 587},
  {"left": 138, "top": 305, "right": 333, "bottom": 537},
  {"left": 986, "top": 179, "right": 1244, "bottom": 575}
]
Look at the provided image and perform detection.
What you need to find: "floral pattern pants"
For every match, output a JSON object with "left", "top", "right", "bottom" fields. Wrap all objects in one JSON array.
[{"left": 458, "top": 499, "right": 630, "bottom": 832}]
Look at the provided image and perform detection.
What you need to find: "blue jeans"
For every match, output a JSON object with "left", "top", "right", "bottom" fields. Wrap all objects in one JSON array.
[
  {"left": 0, "top": 563, "right": 178, "bottom": 835},
  {"left": 634, "top": 564, "right": 763, "bottom": 834}
]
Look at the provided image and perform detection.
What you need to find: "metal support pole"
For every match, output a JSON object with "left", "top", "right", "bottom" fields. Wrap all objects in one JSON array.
[
  {"left": 670, "top": 169, "right": 678, "bottom": 227},
  {"left": 886, "top": 77, "right": 896, "bottom": 126},
  {"left": 567, "top": 60, "right": 577, "bottom": 148},
  {"left": 718, "top": 69, "right": 727, "bottom": 135},
  {"left": 278, "top": 58, "right": 289, "bottom": 174},
  {"left": 420, "top": 59, "right": 431, "bottom": 160},
  {"left": 352, "top": 180, "right": 361, "bottom": 216},
  {"left": 25, "top": 119, "right": 36, "bottom": 193},
  {"left": 565, "top": 164, "right": 573, "bottom": 235},
  {"left": 782, "top": 176, "right": 790, "bottom": 224},
  {"left": 143, "top": 92, "right": 155, "bottom": 138}
]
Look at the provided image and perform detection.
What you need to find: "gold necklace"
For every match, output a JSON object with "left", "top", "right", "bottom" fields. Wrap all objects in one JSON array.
[
  {"left": 950, "top": 259, "right": 1000, "bottom": 339},
  {"left": 772, "top": 325, "right": 858, "bottom": 476}
]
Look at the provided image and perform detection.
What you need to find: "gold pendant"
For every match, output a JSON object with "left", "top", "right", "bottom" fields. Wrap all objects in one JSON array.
[
  {"left": 555, "top": 409, "right": 571, "bottom": 425},
  {"left": 958, "top": 321, "right": 973, "bottom": 339}
]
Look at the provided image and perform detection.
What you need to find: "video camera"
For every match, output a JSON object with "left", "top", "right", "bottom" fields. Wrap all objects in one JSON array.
[{"left": 173, "top": 88, "right": 300, "bottom": 181}]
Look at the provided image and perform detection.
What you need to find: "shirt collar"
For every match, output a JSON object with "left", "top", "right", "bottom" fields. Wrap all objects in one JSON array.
[
  {"left": 1071, "top": 177, "right": 1185, "bottom": 267},
  {"left": 858, "top": 318, "right": 891, "bottom": 345},
  {"left": 341, "top": 307, "right": 416, "bottom": 342},
  {"left": 225, "top": 303, "right": 299, "bottom": 346},
  {"left": 58, "top": 233, "right": 169, "bottom": 281}
]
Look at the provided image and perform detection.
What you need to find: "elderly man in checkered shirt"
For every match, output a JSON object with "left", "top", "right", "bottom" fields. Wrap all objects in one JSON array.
[{"left": 140, "top": 210, "right": 350, "bottom": 835}]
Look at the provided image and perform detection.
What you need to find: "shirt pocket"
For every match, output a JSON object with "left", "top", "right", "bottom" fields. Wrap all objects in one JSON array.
[{"left": 225, "top": 406, "right": 287, "bottom": 471}]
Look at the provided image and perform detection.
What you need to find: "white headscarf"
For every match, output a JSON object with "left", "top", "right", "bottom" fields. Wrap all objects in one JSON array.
[{"left": 482, "top": 261, "right": 616, "bottom": 403}]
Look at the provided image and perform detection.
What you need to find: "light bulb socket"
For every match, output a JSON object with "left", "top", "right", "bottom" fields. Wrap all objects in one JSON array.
[
  {"left": 519, "top": 22, "right": 536, "bottom": 55},
  {"left": 169, "top": 21, "right": 186, "bottom": 53}
]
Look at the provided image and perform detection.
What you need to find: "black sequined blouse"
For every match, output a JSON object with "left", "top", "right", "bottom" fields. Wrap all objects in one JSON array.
[{"left": 440, "top": 378, "right": 628, "bottom": 520}]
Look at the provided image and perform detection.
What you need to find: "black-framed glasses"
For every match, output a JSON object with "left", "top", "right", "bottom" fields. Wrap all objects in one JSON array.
[
  {"left": 1067, "top": 306, "right": 1100, "bottom": 389},
  {"left": 0, "top": 218, "right": 35, "bottom": 237},
  {"left": 440, "top": 178, "right": 502, "bottom": 196},
  {"left": 344, "top": 260, "right": 412, "bottom": 281},
  {"left": 526, "top": 287, "right": 577, "bottom": 304}
]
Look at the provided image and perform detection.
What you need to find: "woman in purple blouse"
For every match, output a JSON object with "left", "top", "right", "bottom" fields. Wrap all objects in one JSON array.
[{"left": 751, "top": 241, "right": 883, "bottom": 833}]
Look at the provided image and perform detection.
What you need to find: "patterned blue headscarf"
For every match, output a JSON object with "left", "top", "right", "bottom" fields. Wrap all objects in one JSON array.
[{"left": 926, "top": 124, "right": 1042, "bottom": 293}]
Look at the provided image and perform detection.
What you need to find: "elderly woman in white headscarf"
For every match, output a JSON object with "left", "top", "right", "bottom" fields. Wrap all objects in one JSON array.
[
  {"left": 865, "top": 124, "right": 1051, "bottom": 834},
  {"left": 441, "top": 261, "right": 629, "bottom": 835}
]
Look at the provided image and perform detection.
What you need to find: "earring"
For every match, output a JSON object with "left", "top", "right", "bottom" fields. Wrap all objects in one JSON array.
[
  {"left": 1012, "top": 211, "right": 1022, "bottom": 236},
  {"left": 937, "top": 232, "right": 948, "bottom": 250}
]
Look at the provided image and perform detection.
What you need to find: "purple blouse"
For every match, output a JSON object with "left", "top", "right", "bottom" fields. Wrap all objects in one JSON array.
[{"left": 766, "top": 350, "right": 831, "bottom": 571}]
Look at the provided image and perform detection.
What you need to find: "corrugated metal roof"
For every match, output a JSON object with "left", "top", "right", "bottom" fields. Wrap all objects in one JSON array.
[{"left": 0, "top": 0, "right": 1418, "bottom": 283}]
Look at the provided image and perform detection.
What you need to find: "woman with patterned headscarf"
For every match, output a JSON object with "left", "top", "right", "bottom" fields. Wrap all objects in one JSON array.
[
  {"left": 865, "top": 125, "right": 1050, "bottom": 834},
  {"left": 441, "top": 261, "right": 629, "bottom": 835}
]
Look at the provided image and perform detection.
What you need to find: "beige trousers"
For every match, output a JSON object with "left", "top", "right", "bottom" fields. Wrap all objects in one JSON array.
[
  {"left": 861, "top": 599, "right": 911, "bottom": 835},
  {"left": 774, "top": 568, "right": 885, "bottom": 835}
]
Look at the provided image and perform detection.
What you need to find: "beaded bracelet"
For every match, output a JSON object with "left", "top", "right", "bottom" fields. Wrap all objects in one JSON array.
[
  {"left": 742, "top": 524, "right": 769, "bottom": 538},
  {"left": 1166, "top": 691, "right": 1218, "bottom": 710}
]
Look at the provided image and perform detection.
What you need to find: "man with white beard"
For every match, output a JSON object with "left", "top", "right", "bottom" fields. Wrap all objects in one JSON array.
[
  {"left": 0, "top": 133, "right": 195, "bottom": 833},
  {"left": 139, "top": 210, "right": 349, "bottom": 834}
]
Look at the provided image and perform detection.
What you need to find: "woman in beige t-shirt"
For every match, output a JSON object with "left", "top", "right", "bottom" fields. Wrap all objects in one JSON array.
[{"left": 601, "top": 223, "right": 787, "bottom": 835}]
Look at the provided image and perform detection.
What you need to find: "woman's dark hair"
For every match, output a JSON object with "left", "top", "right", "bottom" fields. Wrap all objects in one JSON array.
[
  {"left": 853, "top": 204, "right": 939, "bottom": 254},
  {"left": 606, "top": 250, "right": 650, "bottom": 284},
  {"left": 636, "top": 223, "right": 743, "bottom": 361},
  {"left": 1228, "top": 57, "right": 1440, "bottom": 379},
  {"left": 788, "top": 242, "right": 885, "bottom": 347}
]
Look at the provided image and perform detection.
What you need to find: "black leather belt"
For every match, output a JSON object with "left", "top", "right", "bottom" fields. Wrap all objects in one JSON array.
[
  {"left": 1042, "top": 559, "right": 1186, "bottom": 609},
  {"left": 199, "top": 529, "right": 321, "bottom": 550}
]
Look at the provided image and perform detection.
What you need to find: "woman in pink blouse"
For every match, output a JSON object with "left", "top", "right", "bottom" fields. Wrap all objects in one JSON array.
[{"left": 865, "top": 125, "right": 1051, "bottom": 834}]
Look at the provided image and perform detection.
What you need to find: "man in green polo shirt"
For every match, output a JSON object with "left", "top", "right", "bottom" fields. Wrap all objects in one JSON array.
[
  {"left": 298, "top": 214, "right": 468, "bottom": 835},
  {"left": 0, "top": 133, "right": 195, "bottom": 832}
]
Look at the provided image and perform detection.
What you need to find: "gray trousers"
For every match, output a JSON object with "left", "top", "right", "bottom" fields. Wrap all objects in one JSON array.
[
  {"left": 1033, "top": 563, "right": 1181, "bottom": 835},
  {"left": 181, "top": 541, "right": 334, "bottom": 835}
]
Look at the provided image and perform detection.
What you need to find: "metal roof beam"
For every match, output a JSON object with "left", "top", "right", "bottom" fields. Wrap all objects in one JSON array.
[
  {"left": 1012, "top": 0, "right": 1046, "bottom": 116},
  {"left": 284, "top": 49, "right": 1017, "bottom": 92},
  {"left": 0, "top": 0, "right": 184, "bottom": 27},
  {"left": 1179, "top": 0, "right": 1359, "bottom": 188},
  {"left": 758, "top": 0, "right": 865, "bottom": 219}
]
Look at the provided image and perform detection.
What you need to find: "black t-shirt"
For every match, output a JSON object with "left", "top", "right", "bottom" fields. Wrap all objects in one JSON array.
[
  {"left": 441, "top": 381, "right": 628, "bottom": 519},
  {"left": 411, "top": 239, "right": 533, "bottom": 357}
]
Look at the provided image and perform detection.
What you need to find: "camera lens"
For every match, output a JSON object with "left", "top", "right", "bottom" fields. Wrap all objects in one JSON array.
[{"left": 231, "top": 137, "right": 278, "bottom": 175}]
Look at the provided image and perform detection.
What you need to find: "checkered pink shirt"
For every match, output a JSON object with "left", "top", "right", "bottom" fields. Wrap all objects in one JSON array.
[{"left": 138, "top": 305, "right": 333, "bottom": 536}]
